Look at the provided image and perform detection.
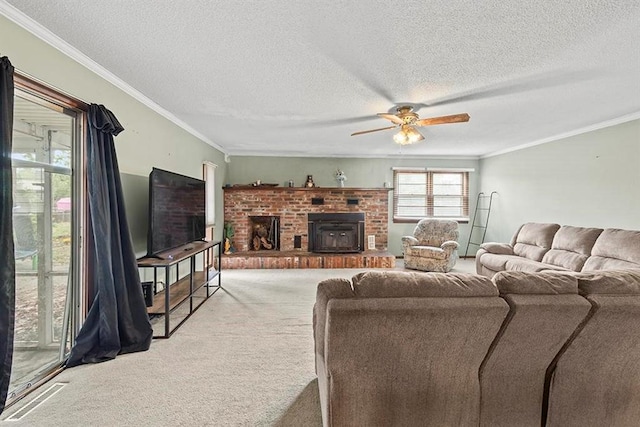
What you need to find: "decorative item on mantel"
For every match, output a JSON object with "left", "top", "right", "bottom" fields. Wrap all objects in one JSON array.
[
  {"left": 232, "top": 181, "right": 279, "bottom": 188},
  {"left": 252, "top": 179, "right": 281, "bottom": 187},
  {"left": 335, "top": 169, "right": 347, "bottom": 187},
  {"left": 304, "top": 175, "right": 316, "bottom": 188}
]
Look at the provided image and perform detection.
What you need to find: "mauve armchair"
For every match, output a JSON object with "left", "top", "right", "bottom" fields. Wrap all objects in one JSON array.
[{"left": 402, "top": 219, "right": 460, "bottom": 272}]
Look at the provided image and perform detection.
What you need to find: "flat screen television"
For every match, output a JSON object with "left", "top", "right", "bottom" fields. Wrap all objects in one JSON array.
[{"left": 147, "top": 167, "right": 206, "bottom": 257}]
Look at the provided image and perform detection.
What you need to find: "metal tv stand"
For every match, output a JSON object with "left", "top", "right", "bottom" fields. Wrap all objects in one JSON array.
[{"left": 137, "top": 240, "right": 222, "bottom": 338}]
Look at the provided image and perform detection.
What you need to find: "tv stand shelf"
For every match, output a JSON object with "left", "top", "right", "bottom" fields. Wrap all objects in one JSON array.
[{"left": 137, "top": 240, "right": 222, "bottom": 338}]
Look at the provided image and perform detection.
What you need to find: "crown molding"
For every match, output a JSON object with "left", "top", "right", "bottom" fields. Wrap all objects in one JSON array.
[
  {"left": 482, "top": 112, "right": 640, "bottom": 159},
  {"left": 0, "top": 1, "right": 227, "bottom": 154},
  {"left": 225, "top": 149, "right": 480, "bottom": 161}
]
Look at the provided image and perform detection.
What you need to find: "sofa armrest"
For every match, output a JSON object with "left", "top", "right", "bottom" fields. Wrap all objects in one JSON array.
[
  {"left": 480, "top": 242, "right": 514, "bottom": 255},
  {"left": 314, "top": 279, "right": 354, "bottom": 364}
]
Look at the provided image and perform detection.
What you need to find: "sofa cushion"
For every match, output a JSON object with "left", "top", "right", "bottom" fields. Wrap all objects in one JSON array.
[
  {"left": 544, "top": 268, "right": 640, "bottom": 426},
  {"left": 541, "top": 250, "right": 589, "bottom": 272},
  {"left": 492, "top": 271, "right": 579, "bottom": 295},
  {"left": 575, "top": 269, "right": 640, "bottom": 295},
  {"left": 582, "top": 256, "right": 640, "bottom": 271},
  {"left": 512, "top": 243, "right": 548, "bottom": 262},
  {"left": 581, "top": 228, "right": 640, "bottom": 271},
  {"left": 480, "top": 272, "right": 590, "bottom": 426},
  {"left": 511, "top": 223, "right": 560, "bottom": 261},
  {"left": 320, "top": 289, "right": 507, "bottom": 426},
  {"left": 551, "top": 225, "right": 604, "bottom": 255},
  {"left": 540, "top": 226, "right": 604, "bottom": 271},
  {"left": 351, "top": 271, "right": 498, "bottom": 298},
  {"left": 505, "top": 257, "right": 568, "bottom": 273}
]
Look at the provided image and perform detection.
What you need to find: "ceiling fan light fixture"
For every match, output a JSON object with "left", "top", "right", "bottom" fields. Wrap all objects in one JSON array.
[
  {"left": 393, "top": 128, "right": 409, "bottom": 145},
  {"left": 394, "top": 125, "right": 422, "bottom": 145},
  {"left": 405, "top": 125, "right": 423, "bottom": 144}
]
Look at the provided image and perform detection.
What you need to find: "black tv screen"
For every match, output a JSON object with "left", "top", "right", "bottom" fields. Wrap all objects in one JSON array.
[{"left": 147, "top": 168, "right": 206, "bottom": 256}]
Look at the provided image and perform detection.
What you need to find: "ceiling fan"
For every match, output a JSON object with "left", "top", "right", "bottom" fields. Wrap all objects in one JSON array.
[{"left": 351, "top": 106, "right": 470, "bottom": 145}]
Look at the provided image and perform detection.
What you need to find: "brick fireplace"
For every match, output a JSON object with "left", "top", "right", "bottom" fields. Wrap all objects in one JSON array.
[{"left": 223, "top": 187, "right": 392, "bottom": 264}]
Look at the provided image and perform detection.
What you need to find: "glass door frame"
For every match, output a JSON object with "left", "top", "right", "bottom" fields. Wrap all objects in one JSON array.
[{"left": 7, "top": 73, "right": 88, "bottom": 407}]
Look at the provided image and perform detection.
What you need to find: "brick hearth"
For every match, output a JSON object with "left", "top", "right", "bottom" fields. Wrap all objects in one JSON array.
[
  {"left": 223, "top": 186, "right": 393, "bottom": 268},
  {"left": 222, "top": 250, "right": 396, "bottom": 269}
]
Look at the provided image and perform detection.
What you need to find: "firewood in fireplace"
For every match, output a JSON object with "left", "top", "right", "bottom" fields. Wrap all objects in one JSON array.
[
  {"left": 255, "top": 224, "right": 268, "bottom": 238},
  {"left": 253, "top": 236, "right": 261, "bottom": 250},
  {"left": 260, "top": 237, "right": 273, "bottom": 249}
]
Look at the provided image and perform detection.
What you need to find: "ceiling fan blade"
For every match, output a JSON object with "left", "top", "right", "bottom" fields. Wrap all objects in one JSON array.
[
  {"left": 415, "top": 113, "right": 470, "bottom": 127},
  {"left": 376, "top": 113, "right": 404, "bottom": 125},
  {"left": 351, "top": 125, "right": 397, "bottom": 136},
  {"left": 297, "top": 115, "right": 379, "bottom": 128},
  {"left": 423, "top": 68, "right": 598, "bottom": 108}
]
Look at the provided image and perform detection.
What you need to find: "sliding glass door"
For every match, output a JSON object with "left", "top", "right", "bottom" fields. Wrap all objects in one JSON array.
[{"left": 8, "top": 89, "right": 83, "bottom": 403}]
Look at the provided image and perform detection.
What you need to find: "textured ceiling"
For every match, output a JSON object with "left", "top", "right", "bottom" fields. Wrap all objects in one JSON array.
[{"left": 3, "top": 0, "right": 640, "bottom": 158}]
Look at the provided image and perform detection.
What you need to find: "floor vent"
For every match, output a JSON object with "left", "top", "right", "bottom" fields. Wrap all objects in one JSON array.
[{"left": 5, "top": 382, "right": 67, "bottom": 421}]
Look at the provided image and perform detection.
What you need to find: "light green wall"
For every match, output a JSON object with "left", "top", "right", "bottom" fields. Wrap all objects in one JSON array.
[
  {"left": 227, "top": 156, "right": 480, "bottom": 255},
  {"left": 1, "top": 15, "right": 227, "bottom": 254},
  {"left": 479, "top": 119, "right": 640, "bottom": 243}
]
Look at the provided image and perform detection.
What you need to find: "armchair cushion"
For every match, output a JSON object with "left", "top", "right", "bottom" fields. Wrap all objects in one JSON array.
[
  {"left": 406, "top": 246, "right": 448, "bottom": 260},
  {"left": 412, "top": 219, "right": 459, "bottom": 246}
]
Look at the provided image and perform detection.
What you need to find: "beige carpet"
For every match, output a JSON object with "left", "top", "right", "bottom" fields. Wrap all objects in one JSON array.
[{"left": 0, "top": 259, "right": 476, "bottom": 426}]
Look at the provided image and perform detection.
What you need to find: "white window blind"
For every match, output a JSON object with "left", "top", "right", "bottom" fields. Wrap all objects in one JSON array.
[{"left": 393, "top": 169, "right": 469, "bottom": 222}]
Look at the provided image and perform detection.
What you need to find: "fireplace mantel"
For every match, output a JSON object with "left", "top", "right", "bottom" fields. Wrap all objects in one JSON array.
[
  {"left": 224, "top": 187, "right": 390, "bottom": 252},
  {"left": 224, "top": 186, "right": 392, "bottom": 192}
]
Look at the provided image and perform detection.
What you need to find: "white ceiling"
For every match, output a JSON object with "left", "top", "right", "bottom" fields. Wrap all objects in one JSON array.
[{"left": 3, "top": 0, "right": 640, "bottom": 158}]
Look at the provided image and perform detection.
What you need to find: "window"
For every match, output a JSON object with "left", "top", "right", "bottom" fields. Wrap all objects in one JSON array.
[
  {"left": 393, "top": 169, "right": 470, "bottom": 222},
  {"left": 203, "top": 162, "right": 217, "bottom": 227}
]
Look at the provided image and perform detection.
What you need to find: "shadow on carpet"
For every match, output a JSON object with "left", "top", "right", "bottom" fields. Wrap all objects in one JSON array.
[{"left": 274, "top": 379, "right": 322, "bottom": 426}]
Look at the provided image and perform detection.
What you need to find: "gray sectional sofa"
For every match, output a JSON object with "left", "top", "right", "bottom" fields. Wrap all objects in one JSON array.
[
  {"left": 313, "top": 269, "right": 640, "bottom": 427},
  {"left": 476, "top": 223, "right": 640, "bottom": 277},
  {"left": 314, "top": 271, "right": 508, "bottom": 427}
]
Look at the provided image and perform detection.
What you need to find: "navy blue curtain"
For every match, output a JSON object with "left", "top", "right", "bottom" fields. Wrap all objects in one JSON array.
[
  {"left": 67, "top": 104, "right": 152, "bottom": 367},
  {"left": 0, "top": 57, "right": 15, "bottom": 415}
]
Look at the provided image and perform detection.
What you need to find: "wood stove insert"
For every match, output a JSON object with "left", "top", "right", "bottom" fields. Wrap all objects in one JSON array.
[{"left": 308, "top": 212, "right": 365, "bottom": 253}]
